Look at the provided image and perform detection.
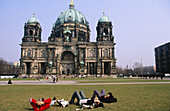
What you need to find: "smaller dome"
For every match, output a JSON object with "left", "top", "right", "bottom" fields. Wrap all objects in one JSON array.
[
  {"left": 98, "top": 15, "right": 110, "bottom": 23},
  {"left": 27, "top": 16, "right": 40, "bottom": 24}
]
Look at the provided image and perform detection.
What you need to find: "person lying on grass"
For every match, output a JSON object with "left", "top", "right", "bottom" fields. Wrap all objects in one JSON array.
[
  {"left": 29, "top": 98, "right": 51, "bottom": 111},
  {"left": 69, "top": 90, "right": 104, "bottom": 109},
  {"left": 50, "top": 96, "right": 69, "bottom": 107},
  {"left": 50, "top": 97, "right": 57, "bottom": 106},
  {"left": 91, "top": 89, "right": 117, "bottom": 103}
]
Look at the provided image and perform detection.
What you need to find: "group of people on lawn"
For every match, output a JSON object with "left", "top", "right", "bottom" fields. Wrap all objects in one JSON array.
[{"left": 29, "top": 89, "right": 117, "bottom": 111}]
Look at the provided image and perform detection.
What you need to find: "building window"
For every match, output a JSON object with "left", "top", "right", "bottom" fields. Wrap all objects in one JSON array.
[
  {"left": 41, "top": 50, "right": 46, "bottom": 58},
  {"left": 103, "top": 28, "right": 108, "bottom": 35},
  {"left": 35, "top": 51, "right": 37, "bottom": 57},
  {"left": 27, "top": 50, "right": 31, "bottom": 57},
  {"left": 61, "top": 51, "right": 74, "bottom": 60},
  {"left": 104, "top": 49, "right": 108, "bottom": 57},
  {"left": 51, "top": 51, "right": 54, "bottom": 58},
  {"left": 79, "top": 31, "right": 85, "bottom": 41},
  {"left": 90, "top": 49, "right": 94, "bottom": 57},
  {"left": 29, "top": 30, "right": 33, "bottom": 36}
]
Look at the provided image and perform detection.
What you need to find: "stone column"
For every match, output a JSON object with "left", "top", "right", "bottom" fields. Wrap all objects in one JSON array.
[
  {"left": 84, "top": 48, "right": 87, "bottom": 67},
  {"left": 78, "top": 48, "right": 81, "bottom": 63},
  {"left": 56, "top": 60, "right": 60, "bottom": 75},
  {"left": 76, "top": 29, "right": 79, "bottom": 38},
  {"left": 75, "top": 57, "right": 77, "bottom": 74},
  {"left": 23, "top": 63, "right": 26, "bottom": 74},
  {"left": 38, "top": 63, "right": 41, "bottom": 74},
  {"left": 87, "top": 62, "right": 89, "bottom": 74},
  {"left": 33, "top": 29, "right": 35, "bottom": 36},
  {"left": 30, "top": 63, "right": 33, "bottom": 74},
  {"left": 112, "top": 48, "right": 114, "bottom": 58},
  {"left": 53, "top": 49, "right": 56, "bottom": 67},
  {"left": 102, "top": 62, "right": 104, "bottom": 74},
  {"left": 48, "top": 49, "right": 51, "bottom": 65},
  {"left": 33, "top": 49, "right": 35, "bottom": 58}
]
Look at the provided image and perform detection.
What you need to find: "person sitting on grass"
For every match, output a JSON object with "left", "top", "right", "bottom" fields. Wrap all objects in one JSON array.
[
  {"left": 29, "top": 98, "right": 51, "bottom": 111},
  {"left": 69, "top": 91, "right": 104, "bottom": 109},
  {"left": 91, "top": 89, "right": 117, "bottom": 103}
]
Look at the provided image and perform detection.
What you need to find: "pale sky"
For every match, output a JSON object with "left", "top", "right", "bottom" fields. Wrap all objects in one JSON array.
[{"left": 0, "top": 0, "right": 170, "bottom": 68}]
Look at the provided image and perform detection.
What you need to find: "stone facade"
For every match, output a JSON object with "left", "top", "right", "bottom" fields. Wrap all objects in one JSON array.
[{"left": 19, "top": 3, "right": 116, "bottom": 76}]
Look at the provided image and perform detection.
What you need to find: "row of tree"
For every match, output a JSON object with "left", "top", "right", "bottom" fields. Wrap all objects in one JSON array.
[
  {"left": 0, "top": 58, "right": 19, "bottom": 74},
  {"left": 116, "top": 62, "right": 156, "bottom": 76}
]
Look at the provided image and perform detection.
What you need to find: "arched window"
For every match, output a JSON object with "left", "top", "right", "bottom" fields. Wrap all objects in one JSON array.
[
  {"left": 29, "top": 30, "right": 33, "bottom": 36},
  {"left": 103, "top": 28, "right": 108, "bottom": 35},
  {"left": 79, "top": 31, "right": 85, "bottom": 41},
  {"left": 27, "top": 50, "right": 31, "bottom": 57},
  {"left": 61, "top": 51, "right": 74, "bottom": 60},
  {"left": 104, "top": 49, "right": 108, "bottom": 57},
  {"left": 90, "top": 49, "right": 94, "bottom": 57},
  {"left": 41, "top": 50, "right": 46, "bottom": 58}
]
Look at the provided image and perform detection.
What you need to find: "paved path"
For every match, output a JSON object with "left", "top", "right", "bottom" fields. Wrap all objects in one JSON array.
[
  {"left": 0, "top": 80, "right": 76, "bottom": 85},
  {"left": 1, "top": 79, "right": 170, "bottom": 85}
]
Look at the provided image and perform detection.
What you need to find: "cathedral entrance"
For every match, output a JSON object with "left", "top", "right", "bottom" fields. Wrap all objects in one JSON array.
[
  {"left": 40, "top": 63, "right": 46, "bottom": 74},
  {"left": 88, "top": 62, "right": 97, "bottom": 75},
  {"left": 60, "top": 51, "right": 75, "bottom": 75},
  {"left": 104, "top": 62, "right": 111, "bottom": 75}
]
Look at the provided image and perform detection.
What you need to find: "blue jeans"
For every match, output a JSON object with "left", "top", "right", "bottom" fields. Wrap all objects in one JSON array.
[
  {"left": 69, "top": 91, "right": 86, "bottom": 104},
  {"left": 91, "top": 89, "right": 105, "bottom": 100}
]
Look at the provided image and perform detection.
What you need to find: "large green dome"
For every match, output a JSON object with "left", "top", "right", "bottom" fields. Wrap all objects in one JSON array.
[{"left": 55, "top": 5, "right": 89, "bottom": 26}]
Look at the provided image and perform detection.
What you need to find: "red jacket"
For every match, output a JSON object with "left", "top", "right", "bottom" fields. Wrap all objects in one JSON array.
[{"left": 29, "top": 98, "right": 51, "bottom": 111}]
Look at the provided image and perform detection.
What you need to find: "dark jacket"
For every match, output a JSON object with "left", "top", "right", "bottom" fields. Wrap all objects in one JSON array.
[{"left": 99, "top": 96, "right": 117, "bottom": 103}]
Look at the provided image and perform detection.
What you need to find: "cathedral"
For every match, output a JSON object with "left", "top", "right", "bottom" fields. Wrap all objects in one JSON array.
[{"left": 19, "top": 1, "right": 116, "bottom": 77}]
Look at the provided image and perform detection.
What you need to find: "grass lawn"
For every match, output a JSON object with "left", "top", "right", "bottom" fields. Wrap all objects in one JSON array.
[
  {"left": 77, "top": 79, "right": 170, "bottom": 83},
  {"left": 0, "top": 84, "right": 170, "bottom": 111}
]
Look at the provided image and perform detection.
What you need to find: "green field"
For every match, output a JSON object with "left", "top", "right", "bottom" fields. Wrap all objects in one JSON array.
[
  {"left": 0, "top": 84, "right": 170, "bottom": 111},
  {"left": 77, "top": 79, "right": 170, "bottom": 83}
]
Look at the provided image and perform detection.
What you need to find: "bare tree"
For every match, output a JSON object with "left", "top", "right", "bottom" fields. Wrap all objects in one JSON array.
[
  {"left": 116, "top": 66, "right": 126, "bottom": 75},
  {"left": 133, "top": 62, "right": 143, "bottom": 74},
  {"left": 0, "top": 58, "right": 19, "bottom": 74}
]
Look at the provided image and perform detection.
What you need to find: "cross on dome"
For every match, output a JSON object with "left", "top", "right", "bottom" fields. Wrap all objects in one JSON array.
[{"left": 71, "top": 0, "right": 74, "bottom": 5}]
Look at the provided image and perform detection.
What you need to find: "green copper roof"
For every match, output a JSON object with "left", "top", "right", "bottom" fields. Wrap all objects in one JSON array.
[
  {"left": 55, "top": 5, "right": 89, "bottom": 26},
  {"left": 98, "top": 15, "right": 110, "bottom": 22},
  {"left": 27, "top": 16, "right": 40, "bottom": 24}
]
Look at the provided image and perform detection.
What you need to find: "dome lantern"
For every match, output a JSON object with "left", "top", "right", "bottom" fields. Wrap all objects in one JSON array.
[{"left": 69, "top": 0, "right": 74, "bottom": 9}]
